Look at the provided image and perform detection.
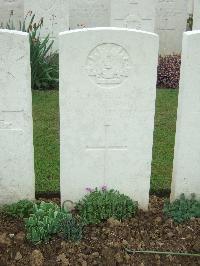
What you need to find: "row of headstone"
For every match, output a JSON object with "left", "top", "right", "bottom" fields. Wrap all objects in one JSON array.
[
  {"left": 0, "top": 28, "right": 199, "bottom": 208},
  {"left": 0, "top": 0, "right": 197, "bottom": 55}
]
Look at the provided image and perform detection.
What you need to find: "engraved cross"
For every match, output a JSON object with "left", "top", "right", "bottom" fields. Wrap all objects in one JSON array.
[{"left": 86, "top": 125, "right": 127, "bottom": 182}]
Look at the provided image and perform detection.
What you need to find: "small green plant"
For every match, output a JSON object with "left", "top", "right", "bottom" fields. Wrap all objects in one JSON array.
[
  {"left": 60, "top": 216, "right": 83, "bottom": 242},
  {"left": 76, "top": 187, "right": 138, "bottom": 224},
  {"left": 163, "top": 194, "right": 200, "bottom": 223},
  {"left": 25, "top": 201, "right": 69, "bottom": 244},
  {"left": 3, "top": 200, "right": 35, "bottom": 218}
]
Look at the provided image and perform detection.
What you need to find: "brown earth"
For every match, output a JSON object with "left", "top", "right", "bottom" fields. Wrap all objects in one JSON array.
[{"left": 0, "top": 196, "right": 200, "bottom": 266}]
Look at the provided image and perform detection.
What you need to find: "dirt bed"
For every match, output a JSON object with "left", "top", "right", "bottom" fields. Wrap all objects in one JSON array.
[{"left": 0, "top": 196, "right": 200, "bottom": 266}]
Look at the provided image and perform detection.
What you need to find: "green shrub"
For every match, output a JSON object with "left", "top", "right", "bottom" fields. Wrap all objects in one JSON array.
[
  {"left": 163, "top": 194, "right": 200, "bottom": 223},
  {"left": 29, "top": 30, "right": 58, "bottom": 90},
  {"left": 76, "top": 188, "right": 138, "bottom": 225},
  {"left": 3, "top": 200, "right": 35, "bottom": 218},
  {"left": 25, "top": 202, "right": 69, "bottom": 244},
  {"left": 60, "top": 216, "right": 83, "bottom": 242}
]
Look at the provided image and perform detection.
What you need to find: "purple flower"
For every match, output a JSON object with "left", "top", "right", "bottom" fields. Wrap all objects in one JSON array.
[
  {"left": 101, "top": 185, "right": 107, "bottom": 191},
  {"left": 85, "top": 187, "right": 93, "bottom": 193}
]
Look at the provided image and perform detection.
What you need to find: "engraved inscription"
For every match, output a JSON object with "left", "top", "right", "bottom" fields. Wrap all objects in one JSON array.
[
  {"left": 0, "top": 120, "right": 12, "bottom": 129},
  {"left": 70, "top": 0, "right": 110, "bottom": 29},
  {"left": 124, "top": 14, "right": 142, "bottom": 29},
  {"left": 0, "top": 111, "right": 24, "bottom": 130},
  {"left": 86, "top": 43, "right": 130, "bottom": 87}
]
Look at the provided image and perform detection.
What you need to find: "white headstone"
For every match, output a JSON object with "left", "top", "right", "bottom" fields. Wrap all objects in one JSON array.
[
  {"left": 60, "top": 28, "right": 158, "bottom": 210},
  {"left": 24, "top": 0, "right": 69, "bottom": 50},
  {"left": 193, "top": 0, "right": 200, "bottom": 30},
  {"left": 69, "top": 0, "right": 110, "bottom": 29},
  {"left": 0, "top": 0, "right": 24, "bottom": 29},
  {"left": 110, "top": 0, "right": 156, "bottom": 32},
  {"left": 171, "top": 31, "right": 200, "bottom": 201},
  {"left": 0, "top": 30, "right": 35, "bottom": 205},
  {"left": 155, "top": 0, "right": 188, "bottom": 55}
]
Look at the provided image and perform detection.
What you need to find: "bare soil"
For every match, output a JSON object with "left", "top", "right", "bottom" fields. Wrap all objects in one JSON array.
[{"left": 0, "top": 196, "right": 200, "bottom": 266}]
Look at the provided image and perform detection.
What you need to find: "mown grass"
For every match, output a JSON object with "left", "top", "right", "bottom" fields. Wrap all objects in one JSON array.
[
  {"left": 32, "top": 89, "right": 178, "bottom": 193},
  {"left": 151, "top": 89, "right": 178, "bottom": 192},
  {"left": 32, "top": 91, "right": 60, "bottom": 192}
]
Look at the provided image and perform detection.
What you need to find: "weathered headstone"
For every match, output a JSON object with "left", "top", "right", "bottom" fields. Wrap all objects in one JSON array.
[
  {"left": 0, "top": 0, "right": 23, "bottom": 29},
  {"left": 110, "top": 0, "right": 156, "bottom": 32},
  {"left": 24, "top": 0, "right": 69, "bottom": 50},
  {"left": 155, "top": 0, "right": 188, "bottom": 55},
  {"left": 193, "top": 0, "right": 200, "bottom": 30},
  {"left": 60, "top": 28, "right": 158, "bottom": 209},
  {"left": 0, "top": 30, "right": 35, "bottom": 205},
  {"left": 69, "top": 0, "right": 110, "bottom": 29},
  {"left": 171, "top": 31, "right": 200, "bottom": 201}
]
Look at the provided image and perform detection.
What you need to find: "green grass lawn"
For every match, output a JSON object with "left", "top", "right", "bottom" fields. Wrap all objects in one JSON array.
[
  {"left": 32, "top": 91, "right": 60, "bottom": 193},
  {"left": 151, "top": 89, "right": 178, "bottom": 193},
  {"left": 32, "top": 89, "right": 178, "bottom": 194}
]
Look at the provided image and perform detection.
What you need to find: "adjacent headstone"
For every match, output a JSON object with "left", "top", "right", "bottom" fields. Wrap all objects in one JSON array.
[
  {"left": 0, "top": 0, "right": 23, "bottom": 29},
  {"left": 110, "top": 0, "right": 156, "bottom": 32},
  {"left": 24, "top": 0, "right": 69, "bottom": 50},
  {"left": 193, "top": 0, "right": 200, "bottom": 30},
  {"left": 155, "top": 0, "right": 188, "bottom": 55},
  {"left": 69, "top": 0, "right": 110, "bottom": 29},
  {"left": 0, "top": 30, "right": 35, "bottom": 205},
  {"left": 187, "top": 0, "right": 194, "bottom": 15},
  {"left": 171, "top": 31, "right": 200, "bottom": 201},
  {"left": 60, "top": 28, "right": 158, "bottom": 209}
]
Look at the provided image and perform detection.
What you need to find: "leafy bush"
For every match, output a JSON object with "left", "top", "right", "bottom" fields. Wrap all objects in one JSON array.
[
  {"left": 3, "top": 200, "right": 35, "bottom": 218},
  {"left": 163, "top": 194, "right": 200, "bottom": 223},
  {"left": 29, "top": 30, "right": 58, "bottom": 90},
  {"left": 157, "top": 54, "right": 181, "bottom": 89},
  {"left": 60, "top": 216, "right": 83, "bottom": 242},
  {"left": 25, "top": 202, "right": 69, "bottom": 244},
  {"left": 1, "top": 12, "right": 58, "bottom": 90},
  {"left": 76, "top": 188, "right": 138, "bottom": 225}
]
